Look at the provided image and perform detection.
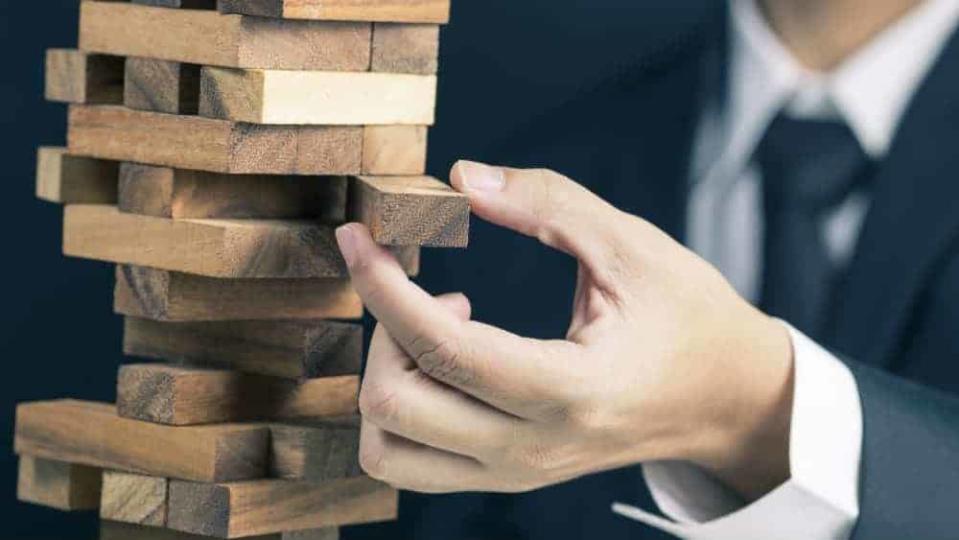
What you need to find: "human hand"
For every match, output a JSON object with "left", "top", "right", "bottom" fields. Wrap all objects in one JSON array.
[{"left": 335, "top": 161, "right": 794, "bottom": 500}]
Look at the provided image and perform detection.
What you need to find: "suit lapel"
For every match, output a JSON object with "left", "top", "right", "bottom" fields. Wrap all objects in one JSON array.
[{"left": 831, "top": 29, "right": 959, "bottom": 366}]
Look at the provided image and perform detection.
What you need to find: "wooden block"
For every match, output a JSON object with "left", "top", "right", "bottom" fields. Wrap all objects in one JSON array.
[
  {"left": 117, "top": 364, "right": 359, "bottom": 425},
  {"left": 100, "top": 471, "right": 168, "bottom": 526},
  {"left": 118, "top": 163, "right": 347, "bottom": 221},
  {"left": 371, "top": 24, "right": 440, "bottom": 75},
  {"left": 80, "top": 2, "right": 372, "bottom": 71},
  {"left": 68, "top": 105, "right": 363, "bottom": 175},
  {"left": 15, "top": 400, "right": 268, "bottom": 482},
  {"left": 101, "top": 518, "right": 340, "bottom": 540},
  {"left": 124, "top": 58, "right": 201, "bottom": 115},
  {"left": 36, "top": 146, "right": 118, "bottom": 204},
  {"left": 114, "top": 266, "right": 363, "bottom": 321},
  {"left": 45, "top": 49, "right": 124, "bottom": 104},
  {"left": 64, "top": 205, "right": 421, "bottom": 279},
  {"left": 350, "top": 175, "right": 469, "bottom": 247},
  {"left": 167, "top": 477, "right": 398, "bottom": 537},
  {"left": 269, "top": 419, "right": 361, "bottom": 481},
  {"left": 133, "top": 0, "right": 217, "bottom": 8},
  {"left": 362, "top": 125, "right": 428, "bottom": 175},
  {"left": 123, "top": 317, "right": 363, "bottom": 379},
  {"left": 218, "top": 0, "right": 450, "bottom": 23},
  {"left": 17, "top": 455, "right": 102, "bottom": 511},
  {"left": 200, "top": 68, "right": 437, "bottom": 125}
]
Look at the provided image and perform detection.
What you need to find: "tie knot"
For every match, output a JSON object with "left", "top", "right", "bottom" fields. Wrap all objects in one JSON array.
[{"left": 756, "top": 113, "right": 873, "bottom": 211}]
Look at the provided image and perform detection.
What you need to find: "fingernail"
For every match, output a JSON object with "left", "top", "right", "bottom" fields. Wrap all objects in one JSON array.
[
  {"left": 335, "top": 225, "right": 357, "bottom": 267},
  {"left": 458, "top": 160, "right": 505, "bottom": 193}
]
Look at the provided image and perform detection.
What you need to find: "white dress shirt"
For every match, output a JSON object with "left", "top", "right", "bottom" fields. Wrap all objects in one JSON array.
[{"left": 612, "top": 0, "right": 959, "bottom": 538}]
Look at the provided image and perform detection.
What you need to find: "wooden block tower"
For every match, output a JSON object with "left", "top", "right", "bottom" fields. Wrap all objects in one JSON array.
[{"left": 17, "top": 1, "right": 465, "bottom": 538}]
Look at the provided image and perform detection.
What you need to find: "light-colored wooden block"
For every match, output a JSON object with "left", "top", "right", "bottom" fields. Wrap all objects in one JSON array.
[
  {"left": 36, "top": 146, "right": 118, "bottom": 204},
  {"left": 17, "top": 455, "right": 102, "bottom": 511},
  {"left": 117, "top": 364, "right": 359, "bottom": 425},
  {"left": 124, "top": 58, "right": 201, "bottom": 115},
  {"left": 14, "top": 400, "right": 268, "bottom": 482},
  {"left": 167, "top": 477, "right": 398, "bottom": 537},
  {"left": 114, "top": 266, "right": 363, "bottom": 322},
  {"left": 101, "top": 515, "right": 340, "bottom": 540},
  {"left": 80, "top": 2, "right": 372, "bottom": 71},
  {"left": 64, "top": 205, "right": 419, "bottom": 279},
  {"left": 361, "top": 125, "right": 428, "bottom": 175},
  {"left": 218, "top": 0, "right": 450, "bottom": 23},
  {"left": 200, "top": 68, "right": 436, "bottom": 125},
  {"left": 132, "top": 0, "right": 217, "bottom": 7},
  {"left": 350, "top": 175, "right": 469, "bottom": 247},
  {"left": 68, "top": 105, "right": 364, "bottom": 175},
  {"left": 269, "top": 420, "right": 361, "bottom": 481},
  {"left": 118, "top": 163, "right": 347, "bottom": 221},
  {"left": 123, "top": 317, "right": 363, "bottom": 379},
  {"left": 100, "top": 471, "right": 168, "bottom": 526},
  {"left": 371, "top": 24, "right": 440, "bottom": 75},
  {"left": 45, "top": 49, "right": 124, "bottom": 104}
]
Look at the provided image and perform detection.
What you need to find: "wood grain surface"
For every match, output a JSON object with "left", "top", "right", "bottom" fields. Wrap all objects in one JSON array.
[
  {"left": 123, "top": 317, "right": 363, "bottom": 379},
  {"left": 350, "top": 175, "right": 469, "bottom": 247},
  {"left": 14, "top": 400, "right": 268, "bottom": 482},
  {"left": 17, "top": 455, "right": 102, "bottom": 511},
  {"left": 68, "top": 105, "right": 364, "bottom": 175},
  {"left": 117, "top": 364, "right": 359, "bottom": 425},
  {"left": 167, "top": 477, "right": 397, "bottom": 537},
  {"left": 100, "top": 471, "right": 168, "bottom": 526},
  {"left": 101, "top": 521, "right": 341, "bottom": 540},
  {"left": 200, "top": 68, "right": 436, "bottom": 125},
  {"left": 36, "top": 146, "right": 118, "bottom": 204},
  {"left": 80, "top": 2, "right": 372, "bottom": 71},
  {"left": 361, "top": 125, "right": 428, "bottom": 175},
  {"left": 45, "top": 48, "right": 124, "bottom": 104},
  {"left": 269, "top": 419, "right": 362, "bottom": 481},
  {"left": 124, "top": 58, "right": 201, "bottom": 115},
  {"left": 118, "top": 163, "right": 347, "bottom": 221},
  {"left": 132, "top": 0, "right": 217, "bottom": 8},
  {"left": 218, "top": 0, "right": 449, "bottom": 23},
  {"left": 371, "top": 24, "right": 439, "bottom": 74}
]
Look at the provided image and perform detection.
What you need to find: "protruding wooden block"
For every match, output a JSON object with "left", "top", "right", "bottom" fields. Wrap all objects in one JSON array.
[
  {"left": 100, "top": 471, "right": 168, "bottom": 526},
  {"left": 45, "top": 49, "right": 124, "bottom": 104},
  {"left": 117, "top": 364, "right": 359, "bottom": 425},
  {"left": 269, "top": 420, "right": 362, "bottom": 481},
  {"left": 17, "top": 455, "right": 102, "bottom": 511},
  {"left": 123, "top": 317, "right": 363, "bottom": 379},
  {"left": 68, "top": 106, "right": 364, "bottom": 175},
  {"left": 167, "top": 477, "right": 398, "bottom": 537},
  {"left": 371, "top": 24, "right": 440, "bottom": 75},
  {"left": 114, "top": 266, "right": 363, "bottom": 322},
  {"left": 64, "top": 205, "right": 419, "bottom": 279},
  {"left": 218, "top": 0, "right": 450, "bottom": 23},
  {"left": 15, "top": 400, "right": 268, "bottom": 482},
  {"left": 100, "top": 516, "right": 340, "bottom": 540},
  {"left": 118, "top": 163, "right": 347, "bottom": 221},
  {"left": 361, "top": 125, "right": 428, "bottom": 175},
  {"left": 199, "top": 68, "right": 436, "bottom": 125},
  {"left": 350, "top": 176, "right": 469, "bottom": 247},
  {"left": 80, "top": 2, "right": 372, "bottom": 71},
  {"left": 124, "top": 58, "right": 201, "bottom": 114},
  {"left": 36, "top": 146, "right": 118, "bottom": 204},
  {"left": 132, "top": 0, "right": 217, "bottom": 7}
]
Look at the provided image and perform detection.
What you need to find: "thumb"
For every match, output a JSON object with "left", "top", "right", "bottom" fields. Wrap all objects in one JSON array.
[{"left": 450, "top": 160, "right": 628, "bottom": 273}]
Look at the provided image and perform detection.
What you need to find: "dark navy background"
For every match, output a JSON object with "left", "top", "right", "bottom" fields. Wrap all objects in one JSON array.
[{"left": 0, "top": 1, "right": 705, "bottom": 537}]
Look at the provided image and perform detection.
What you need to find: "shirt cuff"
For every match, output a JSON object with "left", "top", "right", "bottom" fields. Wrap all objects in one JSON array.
[{"left": 612, "top": 322, "right": 863, "bottom": 540}]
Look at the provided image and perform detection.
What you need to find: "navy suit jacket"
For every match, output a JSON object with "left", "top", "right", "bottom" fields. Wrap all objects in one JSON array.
[{"left": 392, "top": 3, "right": 959, "bottom": 539}]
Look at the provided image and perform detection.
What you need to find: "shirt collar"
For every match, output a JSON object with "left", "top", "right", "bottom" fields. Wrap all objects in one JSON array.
[{"left": 727, "top": 0, "right": 959, "bottom": 160}]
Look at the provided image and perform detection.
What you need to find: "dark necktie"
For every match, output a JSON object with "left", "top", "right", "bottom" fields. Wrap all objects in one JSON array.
[{"left": 756, "top": 113, "right": 874, "bottom": 341}]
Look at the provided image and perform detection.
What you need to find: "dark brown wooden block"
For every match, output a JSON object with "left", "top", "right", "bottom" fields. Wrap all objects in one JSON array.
[
  {"left": 269, "top": 419, "right": 362, "bottom": 481},
  {"left": 118, "top": 163, "right": 347, "bottom": 221},
  {"left": 15, "top": 400, "right": 268, "bottom": 482},
  {"left": 350, "top": 175, "right": 469, "bottom": 247},
  {"left": 45, "top": 49, "right": 124, "bottom": 104},
  {"left": 17, "top": 455, "right": 102, "bottom": 511},
  {"left": 123, "top": 317, "right": 363, "bottom": 379},
  {"left": 100, "top": 471, "right": 168, "bottom": 526},
  {"left": 167, "top": 477, "right": 398, "bottom": 537},
  {"left": 124, "top": 58, "right": 201, "bottom": 114},
  {"left": 117, "top": 364, "right": 359, "bottom": 425}
]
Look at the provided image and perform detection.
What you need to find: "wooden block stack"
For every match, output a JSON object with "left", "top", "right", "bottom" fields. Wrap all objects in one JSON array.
[{"left": 18, "top": 1, "right": 462, "bottom": 539}]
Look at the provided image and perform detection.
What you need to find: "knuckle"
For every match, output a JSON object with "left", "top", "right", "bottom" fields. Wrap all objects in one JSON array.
[
  {"left": 358, "top": 381, "right": 400, "bottom": 423},
  {"left": 510, "top": 442, "right": 559, "bottom": 473},
  {"left": 411, "top": 337, "right": 474, "bottom": 388}
]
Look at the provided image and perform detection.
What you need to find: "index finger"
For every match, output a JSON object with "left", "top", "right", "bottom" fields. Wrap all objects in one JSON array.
[{"left": 336, "top": 223, "right": 582, "bottom": 420}]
